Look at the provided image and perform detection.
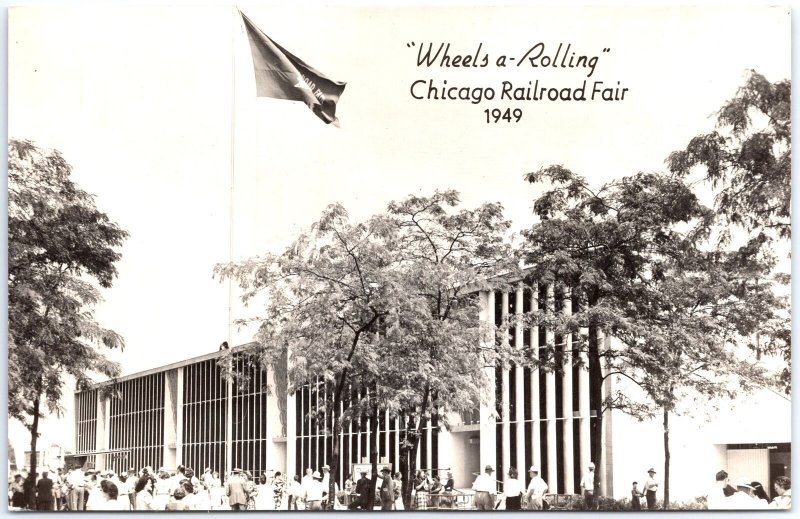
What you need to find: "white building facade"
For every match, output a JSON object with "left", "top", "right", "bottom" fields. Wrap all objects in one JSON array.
[{"left": 71, "top": 285, "right": 790, "bottom": 504}]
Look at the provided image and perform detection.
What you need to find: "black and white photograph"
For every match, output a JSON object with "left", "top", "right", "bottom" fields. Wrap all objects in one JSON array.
[{"left": 6, "top": 3, "right": 793, "bottom": 512}]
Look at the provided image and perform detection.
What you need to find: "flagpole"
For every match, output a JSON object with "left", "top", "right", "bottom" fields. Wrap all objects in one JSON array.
[
  {"left": 225, "top": 4, "right": 238, "bottom": 478},
  {"left": 228, "top": 6, "right": 236, "bottom": 348}
]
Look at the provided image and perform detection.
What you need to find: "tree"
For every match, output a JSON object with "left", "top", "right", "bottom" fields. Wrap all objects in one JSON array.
[
  {"left": 667, "top": 70, "right": 790, "bottom": 241},
  {"left": 216, "top": 203, "right": 399, "bottom": 508},
  {"left": 606, "top": 247, "right": 778, "bottom": 508},
  {"left": 522, "top": 165, "right": 787, "bottom": 508},
  {"left": 667, "top": 70, "right": 792, "bottom": 394},
  {"left": 216, "top": 190, "right": 515, "bottom": 510},
  {"left": 521, "top": 167, "right": 722, "bottom": 505},
  {"left": 8, "top": 139, "right": 127, "bottom": 505},
  {"left": 383, "top": 190, "right": 514, "bottom": 508}
]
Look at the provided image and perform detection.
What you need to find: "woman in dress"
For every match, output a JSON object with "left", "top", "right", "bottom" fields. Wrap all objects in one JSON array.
[
  {"left": 254, "top": 474, "right": 274, "bottom": 510},
  {"left": 414, "top": 470, "right": 429, "bottom": 510},
  {"left": 209, "top": 471, "right": 224, "bottom": 510},
  {"left": 273, "top": 472, "right": 286, "bottom": 510},
  {"left": 134, "top": 475, "right": 156, "bottom": 511},
  {"left": 10, "top": 474, "right": 25, "bottom": 508},
  {"left": 244, "top": 471, "right": 257, "bottom": 510},
  {"left": 393, "top": 472, "right": 404, "bottom": 510}
]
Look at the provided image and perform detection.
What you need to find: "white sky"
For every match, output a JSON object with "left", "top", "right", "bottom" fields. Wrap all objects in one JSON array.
[{"left": 5, "top": 4, "right": 793, "bottom": 445}]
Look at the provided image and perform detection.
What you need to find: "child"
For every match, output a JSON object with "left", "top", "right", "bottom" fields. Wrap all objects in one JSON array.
[{"left": 631, "top": 481, "right": 643, "bottom": 510}]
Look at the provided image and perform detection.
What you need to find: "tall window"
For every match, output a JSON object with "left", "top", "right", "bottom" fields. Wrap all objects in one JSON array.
[
  {"left": 107, "top": 372, "right": 165, "bottom": 472},
  {"left": 183, "top": 360, "right": 227, "bottom": 475}
]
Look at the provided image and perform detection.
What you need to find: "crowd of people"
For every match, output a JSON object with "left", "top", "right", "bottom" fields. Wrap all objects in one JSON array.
[
  {"left": 8, "top": 465, "right": 291, "bottom": 511},
  {"left": 470, "top": 464, "right": 549, "bottom": 510},
  {"left": 8, "top": 462, "right": 792, "bottom": 511},
  {"left": 707, "top": 470, "right": 791, "bottom": 510}
]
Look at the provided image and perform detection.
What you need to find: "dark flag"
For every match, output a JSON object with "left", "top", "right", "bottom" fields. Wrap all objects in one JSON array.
[{"left": 241, "top": 12, "right": 346, "bottom": 125}]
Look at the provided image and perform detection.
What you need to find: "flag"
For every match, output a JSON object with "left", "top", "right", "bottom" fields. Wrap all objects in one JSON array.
[{"left": 241, "top": 12, "right": 347, "bottom": 125}]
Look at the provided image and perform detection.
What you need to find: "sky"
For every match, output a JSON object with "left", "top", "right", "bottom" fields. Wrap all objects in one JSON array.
[{"left": 5, "top": 4, "right": 793, "bottom": 449}]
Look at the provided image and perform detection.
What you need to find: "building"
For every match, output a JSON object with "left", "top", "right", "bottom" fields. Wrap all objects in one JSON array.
[{"left": 73, "top": 285, "right": 791, "bottom": 503}]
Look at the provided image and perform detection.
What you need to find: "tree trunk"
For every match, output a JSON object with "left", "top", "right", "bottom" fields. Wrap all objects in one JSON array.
[
  {"left": 663, "top": 408, "right": 670, "bottom": 510},
  {"left": 327, "top": 417, "right": 342, "bottom": 509},
  {"left": 26, "top": 390, "right": 41, "bottom": 510},
  {"left": 588, "top": 325, "right": 603, "bottom": 509},
  {"left": 365, "top": 407, "right": 381, "bottom": 510},
  {"left": 399, "top": 415, "right": 424, "bottom": 510},
  {"left": 399, "top": 419, "right": 412, "bottom": 510}
]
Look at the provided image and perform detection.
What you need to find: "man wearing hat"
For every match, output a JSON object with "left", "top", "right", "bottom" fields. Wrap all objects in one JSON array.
[
  {"left": 226, "top": 468, "right": 248, "bottom": 510},
  {"left": 378, "top": 467, "right": 395, "bottom": 510},
  {"left": 525, "top": 466, "right": 548, "bottom": 510},
  {"left": 471, "top": 465, "right": 498, "bottom": 510},
  {"left": 305, "top": 471, "right": 327, "bottom": 510},
  {"left": 579, "top": 462, "right": 596, "bottom": 510},
  {"left": 644, "top": 468, "right": 658, "bottom": 510}
]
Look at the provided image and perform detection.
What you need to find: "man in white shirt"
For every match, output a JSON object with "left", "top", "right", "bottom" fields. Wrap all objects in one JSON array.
[
  {"left": 304, "top": 471, "right": 327, "bottom": 511},
  {"left": 579, "top": 462, "right": 596, "bottom": 510},
  {"left": 84, "top": 470, "right": 104, "bottom": 511},
  {"left": 471, "top": 465, "right": 497, "bottom": 510},
  {"left": 525, "top": 466, "right": 548, "bottom": 510},
  {"left": 66, "top": 467, "right": 86, "bottom": 511},
  {"left": 644, "top": 468, "right": 659, "bottom": 509}
]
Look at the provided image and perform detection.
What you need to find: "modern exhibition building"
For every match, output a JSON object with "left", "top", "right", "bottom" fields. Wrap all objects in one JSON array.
[{"left": 73, "top": 285, "right": 791, "bottom": 502}]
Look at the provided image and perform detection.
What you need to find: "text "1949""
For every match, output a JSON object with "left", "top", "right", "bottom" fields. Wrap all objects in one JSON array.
[{"left": 485, "top": 108, "right": 522, "bottom": 123}]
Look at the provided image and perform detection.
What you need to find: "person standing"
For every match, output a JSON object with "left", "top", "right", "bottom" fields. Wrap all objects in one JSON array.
[
  {"left": 225, "top": 468, "right": 248, "bottom": 511},
  {"left": 254, "top": 474, "right": 274, "bottom": 510},
  {"left": 288, "top": 474, "right": 303, "bottom": 510},
  {"left": 631, "top": 481, "right": 643, "bottom": 510},
  {"left": 503, "top": 467, "right": 525, "bottom": 510},
  {"left": 579, "top": 462, "right": 596, "bottom": 510},
  {"left": 53, "top": 468, "right": 66, "bottom": 510},
  {"left": 35, "top": 471, "right": 55, "bottom": 510},
  {"left": 66, "top": 466, "right": 86, "bottom": 511},
  {"left": 644, "top": 468, "right": 658, "bottom": 510},
  {"left": 770, "top": 476, "right": 791, "bottom": 509},
  {"left": 349, "top": 471, "right": 371, "bottom": 510},
  {"left": 126, "top": 468, "right": 138, "bottom": 510},
  {"left": 379, "top": 467, "right": 395, "bottom": 510},
  {"left": 134, "top": 475, "right": 156, "bottom": 511},
  {"left": 321, "top": 465, "right": 331, "bottom": 505},
  {"left": 393, "top": 472, "right": 404, "bottom": 510},
  {"left": 152, "top": 467, "right": 171, "bottom": 510},
  {"left": 472, "top": 465, "right": 498, "bottom": 510},
  {"left": 413, "top": 470, "right": 430, "bottom": 510},
  {"left": 10, "top": 474, "right": 25, "bottom": 508},
  {"left": 209, "top": 471, "right": 224, "bottom": 510},
  {"left": 304, "top": 471, "right": 327, "bottom": 511},
  {"left": 525, "top": 466, "right": 548, "bottom": 510},
  {"left": 243, "top": 471, "right": 257, "bottom": 510},
  {"left": 273, "top": 471, "right": 287, "bottom": 510}
]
